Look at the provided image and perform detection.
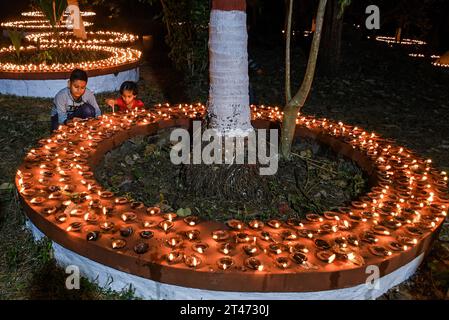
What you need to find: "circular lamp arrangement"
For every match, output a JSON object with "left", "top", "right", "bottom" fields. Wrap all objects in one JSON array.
[{"left": 15, "top": 103, "right": 448, "bottom": 294}]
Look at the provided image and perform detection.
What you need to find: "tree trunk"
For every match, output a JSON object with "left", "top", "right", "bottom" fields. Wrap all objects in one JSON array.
[
  {"left": 67, "top": 0, "right": 87, "bottom": 40},
  {"left": 281, "top": 0, "right": 327, "bottom": 159},
  {"left": 207, "top": 0, "right": 253, "bottom": 136},
  {"left": 318, "top": 0, "right": 342, "bottom": 77},
  {"left": 285, "top": 0, "right": 293, "bottom": 104}
]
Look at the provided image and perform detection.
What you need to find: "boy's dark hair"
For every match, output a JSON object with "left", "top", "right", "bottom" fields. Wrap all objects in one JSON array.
[
  {"left": 70, "top": 69, "right": 88, "bottom": 82},
  {"left": 120, "top": 81, "right": 138, "bottom": 95}
]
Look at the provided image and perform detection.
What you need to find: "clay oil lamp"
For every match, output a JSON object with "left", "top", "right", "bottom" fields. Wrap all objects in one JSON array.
[
  {"left": 217, "top": 256, "right": 234, "bottom": 270},
  {"left": 134, "top": 242, "right": 149, "bottom": 255},
  {"left": 99, "top": 191, "right": 114, "bottom": 199},
  {"left": 388, "top": 241, "right": 407, "bottom": 252},
  {"left": 83, "top": 212, "right": 99, "bottom": 223},
  {"left": 111, "top": 239, "right": 127, "bottom": 250},
  {"left": 102, "top": 205, "right": 114, "bottom": 216},
  {"left": 324, "top": 211, "right": 340, "bottom": 220},
  {"left": 121, "top": 211, "right": 137, "bottom": 223},
  {"left": 185, "top": 254, "right": 201, "bottom": 268},
  {"left": 55, "top": 213, "right": 68, "bottom": 223},
  {"left": 66, "top": 222, "right": 82, "bottom": 232},
  {"left": 275, "top": 257, "right": 291, "bottom": 269},
  {"left": 192, "top": 243, "right": 208, "bottom": 254},
  {"left": 86, "top": 230, "right": 100, "bottom": 241},
  {"left": 397, "top": 236, "right": 418, "bottom": 247},
  {"left": 249, "top": 219, "right": 264, "bottom": 230},
  {"left": 289, "top": 243, "right": 309, "bottom": 254},
  {"left": 314, "top": 239, "right": 331, "bottom": 250},
  {"left": 245, "top": 257, "right": 264, "bottom": 271},
  {"left": 120, "top": 226, "right": 134, "bottom": 237},
  {"left": 41, "top": 206, "right": 58, "bottom": 216},
  {"left": 163, "top": 213, "right": 177, "bottom": 221},
  {"left": 140, "top": 230, "right": 154, "bottom": 239},
  {"left": 142, "top": 220, "right": 157, "bottom": 228},
  {"left": 166, "top": 235, "right": 183, "bottom": 248},
  {"left": 280, "top": 230, "right": 297, "bottom": 241},
  {"left": 361, "top": 231, "right": 378, "bottom": 244},
  {"left": 372, "top": 225, "right": 391, "bottom": 236},
  {"left": 338, "top": 219, "right": 352, "bottom": 230},
  {"left": 318, "top": 223, "right": 338, "bottom": 234},
  {"left": 286, "top": 218, "right": 303, "bottom": 227},
  {"left": 185, "top": 229, "right": 200, "bottom": 241},
  {"left": 226, "top": 219, "right": 244, "bottom": 230},
  {"left": 218, "top": 242, "right": 235, "bottom": 255},
  {"left": 184, "top": 215, "right": 200, "bottom": 226},
  {"left": 159, "top": 220, "right": 174, "bottom": 233},
  {"left": 21, "top": 188, "right": 36, "bottom": 198},
  {"left": 243, "top": 244, "right": 259, "bottom": 256},
  {"left": 212, "top": 230, "right": 230, "bottom": 242},
  {"left": 30, "top": 197, "right": 45, "bottom": 205},
  {"left": 268, "top": 243, "right": 285, "bottom": 255},
  {"left": 267, "top": 219, "right": 282, "bottom": 229},
  {"left": 100, "top": 221, "right": 115, "bottom": 232},
  {"left": 316, "top": 250, "right": 337, "bottom": 264},
  {"left": 235, "top": 232, "right": 251, "bottom": 243},
  {"left": 369, "top": 245, "right": 392, "bottom": 257},
  {"left": 115, "top": 197, "right": 128, "bottom": 205},
  {"left": 297, "top": 229, "right": 315, "bottom": 239},
  {"left": 405, "top": 226, "right": 424, "bottom": 236},
  {"left": 290, "top": 252, "right": 308, "bottom": 265},
  {"left": 88, "top": 198, "right": 101, "bottom": 209},
  {"left": 260, "top": 231, "right": 273, "bottom": 242}
]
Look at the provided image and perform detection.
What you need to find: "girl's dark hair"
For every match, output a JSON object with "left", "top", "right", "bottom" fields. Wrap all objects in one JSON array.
[
  {"left": 69, "top": 69, "right": 88, "bottom": 82},
  {"left": 120, "top": 81, "right": 138, "bottom": 95}
]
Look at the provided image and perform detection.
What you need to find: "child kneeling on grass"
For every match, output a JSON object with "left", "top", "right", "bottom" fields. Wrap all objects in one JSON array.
[
  {"left": 105, "top": 81, "right": 144, "bottom": 113},
  {"left": 50, "top": 68, "right": 101, "bottom": 131}
]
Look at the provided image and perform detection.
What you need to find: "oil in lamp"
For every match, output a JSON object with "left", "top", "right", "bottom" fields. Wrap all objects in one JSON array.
[
  {"left": 192, "top": 243, "right": 208, "bottom": 254},
  {"left": 159, "top": 220, "right": 174, "bottom": 233},
  {"left": 218, "top": 242, "right": 235, "bottom": 255},
  {"left": 134, "top": 242, "right": 149, "bottom": 254},
  {"left": 166, "top": 236, "right": 183, "bottom": 248},
  {"left": 185, "top": 230, "right": 200, "bottom": 241},
  {"left": 147, "top": 206, "right": 160, "bottom": 215},
  {"left": 291, "top": 252, "right": 308, "bottom": 264},
  {"left": 121, "top": 211, "right": 137, "bottom": 222},
  {"left": 248, "top": 220, "right": 264, "bottom": 229},
  {"left": 185, "top": 254, "right": 201, "bottom": 268},
  {"left": 140, "top": 230, "right": 154, "bottom": 239},
  {"left": 163, "top": 213, "right": 177, "bottom": 221},
  {"left": 86, "top": 230, "right": 100, "bottom": 241},
  {"left": 100, "top": 221, "right": 115, "bottom": 232},
  {"left": 66, "top": 222, "right": 82, "bottom": 232},
  {"left": 55, "top": 213, "right": 68, "bottom": 223},
  {"left": 111, "top": 239, "right": 126, "bottom": 249},
  {"left": 267, "top": 219, "right": 282, "bottom": 229},
  {"left": 243, "top": 244, "right": 259, "bottom": 256},
  {"left": 275, "top": 257, "right": 291, "bottom": 269},
  {"left": 166, "top": 250, "right": 183, "bottom": 264},
  {"left": 217, "top": 256, "right": 234, "bottom": 270},
  {"left": 212, "top": 230, "right": 230, "bottom": 242},
  {"left": 245, "top": 257, "right": 264, "bottom": 271},
  {"left": 316, "top": 250, "right": 337, "bottom": 263},
  {"left": 226, "top": 219, "right": 244, "bottom": 230},
  {"left": 183, "top": 215, "right": 200, "bottom": 226}
]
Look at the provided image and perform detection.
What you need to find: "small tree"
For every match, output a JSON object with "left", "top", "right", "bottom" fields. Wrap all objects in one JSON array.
[{"left": 38, "top": 0, "right": 68, "bottom": 43}]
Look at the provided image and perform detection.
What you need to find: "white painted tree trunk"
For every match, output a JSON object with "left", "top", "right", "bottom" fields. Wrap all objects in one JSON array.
[{"left": 207, "top": 6, "right": 253, "bottom": 137}]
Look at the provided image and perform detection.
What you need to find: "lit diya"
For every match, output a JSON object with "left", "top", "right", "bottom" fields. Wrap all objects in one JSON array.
[
  {"left": 55, "top": 213, "right": 68, "bottom": 223},
  {"left": 159, "top": 220, "right": 174, "bottom": 233},
  {"left": 306, "top": 213, "right": 323, "bottom": 222},
  {"left": 212, "top": 230, "right": 230, "bottom": 242},
  {"left": 166, "top": 250, "right": 183, "bottom": 264},
  {"left": 185, "top": 229, "right": 200, "bottom": 241},
  {"left": 267, "top": 219, "right": 282, "bottom": 229},
  {"left": 184, "top": 215, "right": 200, "bottom": 226},
  {"left": 218, "top": 242, "right": 235, "bottom": 255},
  {"left": 66, "top": 222, "right": 82, "bottom": 232},
  {"left": 111, "top": 239, "right": 127, "bottom": 250},
  {"left": 268, "top": 243, "right": 286, "bottom": 255},
  {"left": 185, "top": 254, "right": 201, "bottom": 268},
  {"left": 30, "top": 197, "right": 45, "bottom": 205},
  {"left": 245, "top": 257, "right": 264, "bottom": 271},
  {"left": 115, "top": 197, "right": 128, "bottom": 204},
  {"left": 41, "top": 206, "right": 58, "bottom": 215},
  {"left": 83, "top": 212, "right": 99, "bottom": 223},
  {"left": 249, "top": 220, "right": 264, "bottom": 229},
  {"left": 192, "top": 243, "right": 208, "bottom": 254},
  {"left": 235, "top": 232, "right": 251, "bottom": 243},
  {"left": 243, "top": 244, "right": 259, "bottom": 256},
  {"left": 86, "top": 230, "right": 100, "bottom": 241},
  {"left": 121, "top": 211, "right": 137, "bottom": 222},
  {"left": 217, "top": 256, "right": 234, "bottom": 270},
  {"left": 275, "top": 256, "right": 291, "bottom": 269},
  {"left": 260, "top": 231, "right": 273, "bottom": 242},
  {"left": 166, "top": 236, "right": 183, "bottom": 248},
  {"left": 314, "top": 239, "right": 331, "bottom": 250},
  {"left": 316, "top": 250, "right": 337, "bottom": 263},
  {"left": 280, "top": 230, "right": 297, "bottom": 241},
  {"left": 226, "top": 219, "right": 244, "bottom": 230},
  {"left": 289, "top": 243, "right": 309, "bottom": 254},
  {"left": 100, "top": 221, "right": 115, "bottom": 232},
  {"left": 297, "top": 229, "right": 315, "bottom": 239},
  {"left": 146, "top": 207, "right": 161, "bottom": 215},
  {"left": 142, "top": 220, "right": 157, "bottom": 228},
  {"left": 286, "top": 218, "right": 303, "bottom": 227},
  {"left": 290, "top": 252, "right": 308, "bottom": 264},
  {"left": 130, "top": 202, "right": 145, "bottom": 210},
  {"left": 99, "top": 191, "right": 114, "bottom": 198},
  {"left": 163, "top": 213, "right": 177, "bottom": 221}
]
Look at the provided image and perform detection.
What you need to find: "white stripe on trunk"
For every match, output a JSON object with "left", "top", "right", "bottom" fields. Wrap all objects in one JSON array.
[{"left": 208, "top": 9, "right": 253, "bottom": 137}]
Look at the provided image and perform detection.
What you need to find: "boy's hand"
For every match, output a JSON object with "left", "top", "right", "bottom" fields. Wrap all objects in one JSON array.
[{"left": 105, "top": 98, "right": 115, "bottom": 108}]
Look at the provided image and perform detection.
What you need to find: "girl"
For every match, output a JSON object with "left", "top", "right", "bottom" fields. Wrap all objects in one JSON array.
[{"left": 106, "top": 81, "right": 144, "bottom": 112}]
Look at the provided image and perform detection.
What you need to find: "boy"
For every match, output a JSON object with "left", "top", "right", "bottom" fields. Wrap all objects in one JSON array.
[
  {"left": 106, "top": 81, "right": 144, "bottom": 112},
  {"left": 51, "top": 69, "right": 101, "bottom": 131}
]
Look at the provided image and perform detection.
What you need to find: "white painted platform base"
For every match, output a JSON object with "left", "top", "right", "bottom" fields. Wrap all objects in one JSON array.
[
  {"left": 26, "top": 220, "right": 423, "bottom": 300},
  {"left": 0, "top": 68, "right": 139, "bottom": 98}
]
